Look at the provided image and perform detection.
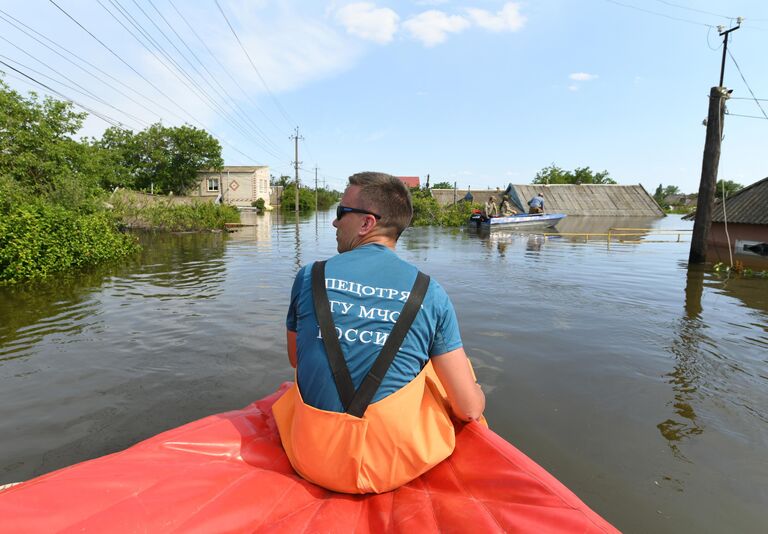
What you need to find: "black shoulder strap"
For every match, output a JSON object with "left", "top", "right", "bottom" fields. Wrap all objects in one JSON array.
[
  {"left": 311, "top": 261, "right": 431, "bottom": 418},
  {"left": 311, "top": 261, "right": 356, "bottom": 409},
  {"left": 346, "top": 271, "right": 430, "bottom": 418}
]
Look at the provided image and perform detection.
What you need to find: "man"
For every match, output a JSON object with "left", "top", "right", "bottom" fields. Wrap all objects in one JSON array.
[
  {"left": 528, "top": 192, "right": 545, "bottom": 214},
  {"left": 485, "top": 195, "right": 498, "bottom": 217},
  {"left": 499, "top": 196, "right": 517, "bottom": 216},
  {"left": 273, "top": 172, "right": 485, "bottom": 494}
]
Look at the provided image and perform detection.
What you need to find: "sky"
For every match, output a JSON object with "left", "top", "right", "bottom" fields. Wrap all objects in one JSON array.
[{"left": 1, "top": 0, "right": 767, "bottom": 194}]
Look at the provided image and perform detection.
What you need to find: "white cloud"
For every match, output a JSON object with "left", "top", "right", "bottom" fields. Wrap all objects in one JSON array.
[
  {"left": 214, "top": 10, "right": 360, "bottom": 94},
  {"left": 569, "top": 72, "right": 599, "bottom": 82},
  {"left": 335, "top": 2, "right": 400, "bottom": 44},
  {"left": 568, "top": 85, "right": 579, "bottom": 92},
  {"left": 403, "top": 10, "right": 470, "bottom": 47},
  {"left": 466, "top": 2, "right": 526, "bottom": 32}
]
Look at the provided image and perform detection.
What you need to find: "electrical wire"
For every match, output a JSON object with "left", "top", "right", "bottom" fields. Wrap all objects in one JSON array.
[
  {"left": 95, "top": 0, "right": 285, "bottom": 160},
  {"left": 0, "top": 7, "right": 186, "bottom": 124},
  {"left": 0, "top": 59, "right": 126, "bottom": 127},
  {"left": 47, "top": 0, "right": 203, "bottom": 124},
  {"left": 0, "top": 36, "right": 149, "bottom": 127},
  {"left": 43, "top": 0, "right": 290, "bottom": 168},
  {"left": 147, "top": 0, "right": 289, "bottom": 158},
  {"left": 724, "top": 112, "right": 768, "bottom": 120},
  {"left": 604, "top": 0, "right": 714, "bottom": 28},
  {"left": 652, "top": 0, "right": 733, "bottom": 21},
  {"left": 727, "top": 49, "right": 768, "bottom": 120},
  {"left": 214, "top": 0, "right": 296, "bottom": 128}
]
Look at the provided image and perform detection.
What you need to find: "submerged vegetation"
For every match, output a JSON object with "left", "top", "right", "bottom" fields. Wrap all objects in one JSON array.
[
  {"left": 113, "top": 197, "right": 241, "bottom": 232},
  {"left": 713, "top": 262, "right": 768, "bottom": 278},
  {"left": 0, "top": 78, "right": 236, "bottom": 284},
  {"left": 410, "top": 188, "right": 478, "bottom": 227}
]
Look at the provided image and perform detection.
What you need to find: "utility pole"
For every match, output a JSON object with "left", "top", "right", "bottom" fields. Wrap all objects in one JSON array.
[
  {"left": 314, "top": 165, "right": 319, "bottom": 211},
  {"left": 689, "top": 20, "right": 740, "bottom": 264},
  {"left": 290, "top": 127, "right": 303, "bottom": 213}
]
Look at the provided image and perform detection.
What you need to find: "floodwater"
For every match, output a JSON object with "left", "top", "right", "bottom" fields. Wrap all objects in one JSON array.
[{"left": 1, "top": 210, "right": 766, "bottom": 533}]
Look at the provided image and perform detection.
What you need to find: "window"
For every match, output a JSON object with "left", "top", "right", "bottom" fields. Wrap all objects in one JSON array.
[{"left": 207, "top": 177, "right": 219, "bottom": 192}]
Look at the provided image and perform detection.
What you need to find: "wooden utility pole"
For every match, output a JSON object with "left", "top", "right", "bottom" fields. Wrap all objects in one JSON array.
[
  {"left": 290, "top": 127, "right": 303, "bottom": 213},
  {"left": 689, "top": 21, "right": 740, "bottom": 264},
  {"left": 314, "top": 165, "right": 319, "bottom": 211}
]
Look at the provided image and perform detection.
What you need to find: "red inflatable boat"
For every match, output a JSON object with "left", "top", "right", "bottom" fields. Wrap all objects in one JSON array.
[{"left": 0, "top": 383, "right": 618, "bottom": 533}]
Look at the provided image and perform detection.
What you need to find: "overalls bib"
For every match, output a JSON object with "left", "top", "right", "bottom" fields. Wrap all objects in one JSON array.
[{"left": 273, "top": 261, "right": 456, "bottom": 494}]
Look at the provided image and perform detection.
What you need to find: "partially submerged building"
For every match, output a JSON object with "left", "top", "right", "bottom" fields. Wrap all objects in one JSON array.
[
  {"left": 431, "top": 184, "right": 664, "bottom": 216},
  {"left": 707, "top": 176, "right": 768, "bottom": 259},
  {"left": 193, "top": 166, "right": 271, "bottom": 207}
]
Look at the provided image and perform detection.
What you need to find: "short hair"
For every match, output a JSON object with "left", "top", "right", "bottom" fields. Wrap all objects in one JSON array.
[{"left": 348, "top": 172, "right": 412, "bottom": 239}]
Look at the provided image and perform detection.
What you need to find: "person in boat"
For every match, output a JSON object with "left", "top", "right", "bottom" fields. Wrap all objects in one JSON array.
[
  {"left": 485, "top": 195, "right": 498, "bottom": 217},
  {"left": 499, "top": 196, "right": 517, "bottom": 216},
  {"left": 527, "top": 193, "right": 545, "bottom": 214},
  {"left": 274, "top": 171, "right": 485, "bottom": 495}
]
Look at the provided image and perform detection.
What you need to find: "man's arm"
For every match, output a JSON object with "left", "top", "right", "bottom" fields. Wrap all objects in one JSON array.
[
  {"left": 431, "top": 347, "right": 485, "bottom": 422},
  {"left": 287, "top": 330, "right": 297, "bottom": 369}
]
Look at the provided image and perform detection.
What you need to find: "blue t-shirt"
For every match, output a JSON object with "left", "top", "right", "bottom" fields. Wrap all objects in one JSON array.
[
  {"left": 528, "top": 196, "right": 544, "bottom": 209},
  {"left": 286, "top": 244, "right": 462, "bottom": 412}
]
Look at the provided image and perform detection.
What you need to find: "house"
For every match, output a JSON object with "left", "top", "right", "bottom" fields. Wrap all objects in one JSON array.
[
  {"left": 193, "top": 166, "right": 271, "bottom": 207},
  {"left": 707, "top": 176, "right": 768, "bottom": 258},
  {"left": 664, "top": 194, "right": 697, "bottom": 208},
  {"left": 430, "top": 184, "right": 664, "bottom": 216},
  {"left": 398, "top": 176, "right": 420, "bottom": 188}
]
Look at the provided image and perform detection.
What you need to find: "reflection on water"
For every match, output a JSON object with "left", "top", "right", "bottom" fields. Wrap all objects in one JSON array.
[
  {"left": 0, "top": 212, "right": 766, "bottom": 533},
  {"left": 658, "top": 266, "right": 706, "bottom": 458}
]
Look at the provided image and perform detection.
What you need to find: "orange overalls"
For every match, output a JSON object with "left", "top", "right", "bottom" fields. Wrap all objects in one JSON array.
[{"left": 273, "top": 262, "right": 456, "bottom": 494}]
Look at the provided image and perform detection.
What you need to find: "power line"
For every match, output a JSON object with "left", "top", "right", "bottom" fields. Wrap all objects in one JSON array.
[
  {"left": 0, "top": 59, "right": 126, "bottom": 127},
  {"left": 652, "top": 0, "right": 733, "bottom": 21},
  {"left": 214, "top": 0, "right": 296, "bottom": 128},
  {"left": 44, "top": 0, "right": 288, "bottom": 168},
  {"left": 0, "top": 36, "right": 149, "bottom": 127},
  {"left": 47, "top": 0, "right": 201, "bottom": 123},
  {"left": 94, "top": 0, "right": 285, "bottom": 160},
  {"left": 727, "top": 49, "right": 768, "bottom": 120},
  {"left": 0, "top": 7, "right": 180, "bottom": 123},
  {"left": 118, "top": 0, "right": 289, "bottom": 161},
  {"left": 724, "top": 111, "right": 768, "bottom": 121},
  {"left": 604, "top": 0, "right": 714, "bottom": 28},
  {"left": 166, "top": 0, "right": 289, "bottom": 138},
  {"left": 147, "top": 0, "right": 289, "bottom": 158}
]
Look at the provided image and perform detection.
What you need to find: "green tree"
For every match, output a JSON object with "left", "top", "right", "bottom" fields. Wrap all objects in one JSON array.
[
  {"left": 715, "top": 179, "right": 743, "bottom": 199},
  {"left": 432, "top": 181, "right": 453, "bottom": 189},
  {"left": 654, "top": 184, "right": 682, "bottom": 208},
  {"left": 532, "top": 164, "right": 617, "bottom": 185},
  {"left": 270, "top": 174, "right": 292, "bottom": 187},
  {"left": 99, "top": 123, "right": 223, "bottom": 194},
  {"left": 0, "top": 80, "right": 102, "bottom": 205}
]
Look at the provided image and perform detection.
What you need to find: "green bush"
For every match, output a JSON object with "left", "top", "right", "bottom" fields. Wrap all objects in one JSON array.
[
  {"left": 135, "top": 203, "right": 240, "bottom": 232},
  {"left": 252, "top": 198, "right": 266, "bottom": 210},
  {"left": 0, "top": 201, "right": 139, "bottom": 284},
  {"left": 411, "top": 189, "right": 478, "bottom": 227},
  {"left": 281, "top": 184, "right": 340, "bottom": 211}
]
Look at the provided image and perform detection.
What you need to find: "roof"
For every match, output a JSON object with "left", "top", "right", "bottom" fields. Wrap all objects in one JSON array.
[
  {"left": 431, "top": 184, "right": 664, "bottom": 216},
  {"left": 398, "top": 176, "right": 420, "bottom": 188},
  {"left": 197, "top": 166, "right": 268, "bottom": 173},
  {"left": 712, "top": 176, "right": 768, "bottom": 224}
]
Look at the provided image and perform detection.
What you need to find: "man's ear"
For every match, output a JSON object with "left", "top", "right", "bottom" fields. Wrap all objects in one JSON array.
[{"left": 358, "top": 214, "right": 377, "bottom": 236}]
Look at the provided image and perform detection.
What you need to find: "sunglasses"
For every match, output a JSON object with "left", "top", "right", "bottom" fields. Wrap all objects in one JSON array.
[{"left": 336, "top": 205, "right": 382, "bottom": 220}]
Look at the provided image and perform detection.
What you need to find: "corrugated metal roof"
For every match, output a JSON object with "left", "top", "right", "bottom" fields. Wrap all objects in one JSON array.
[{"left": 712, "top": 177, "right": 768, "bottom": 224}]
